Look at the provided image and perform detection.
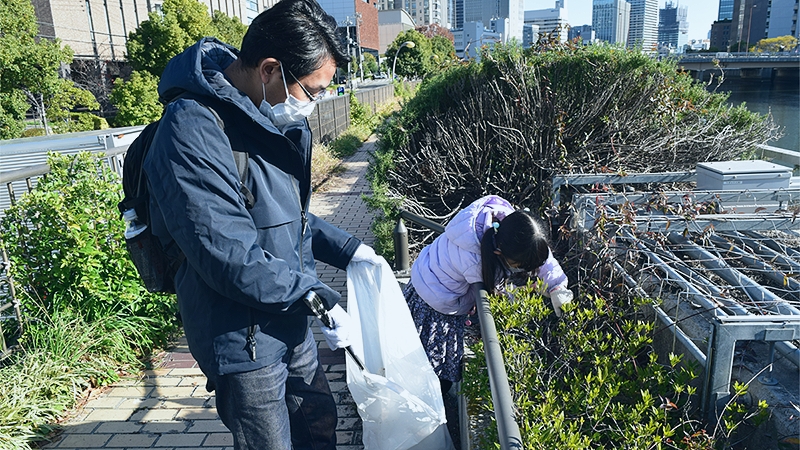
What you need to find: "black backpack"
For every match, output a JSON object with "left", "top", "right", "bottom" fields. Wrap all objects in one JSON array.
[{"left": 118, "top": 97, "right": 254, "bottom": 294}]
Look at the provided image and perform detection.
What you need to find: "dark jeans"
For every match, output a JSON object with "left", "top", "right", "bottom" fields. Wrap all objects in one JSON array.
[{"left": 214, "top": 329, "right": 337, "bottom": 450}]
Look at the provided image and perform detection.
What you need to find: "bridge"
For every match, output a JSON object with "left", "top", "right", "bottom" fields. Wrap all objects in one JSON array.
[{"left": 673, "top": 53, "right": 800, "bottom": 80}]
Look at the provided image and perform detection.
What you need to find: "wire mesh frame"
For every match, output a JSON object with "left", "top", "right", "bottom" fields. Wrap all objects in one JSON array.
[{"left": 572, "top": 186, "right": 800, "bottom": 421}]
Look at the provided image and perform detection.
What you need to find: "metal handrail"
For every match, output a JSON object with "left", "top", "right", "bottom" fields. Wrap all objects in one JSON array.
[{"left": 393, "top": 209, "right": 523, "bottom": 450}]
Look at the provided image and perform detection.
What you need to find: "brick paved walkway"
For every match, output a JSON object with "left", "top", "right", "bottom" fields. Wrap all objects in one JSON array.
[{"left": 42, "top": 137, "right": 379, "bottom": 449}]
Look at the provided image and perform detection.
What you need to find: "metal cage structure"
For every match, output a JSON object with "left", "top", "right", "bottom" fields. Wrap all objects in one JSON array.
[{"left": 566, "top": 174, "right": 800, "bottom": 434}]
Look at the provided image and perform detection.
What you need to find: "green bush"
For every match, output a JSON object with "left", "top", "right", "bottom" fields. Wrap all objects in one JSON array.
[
  {"left": 20, "top": 128, "right": 46, "bottom": 138},
  {"left": 0, "top": 152, "right": 176, "bottom": 326},
  {"left": 463, "top": 283, "right": 768, "bottom": 448}
]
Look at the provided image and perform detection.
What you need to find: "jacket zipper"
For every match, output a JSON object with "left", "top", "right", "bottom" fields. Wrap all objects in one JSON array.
[
  {"left": 246, "top": 310, "right": 257, "bottom": 361},
  {"left": 292, "top": 179, "right": 307, "bottom": 269}
]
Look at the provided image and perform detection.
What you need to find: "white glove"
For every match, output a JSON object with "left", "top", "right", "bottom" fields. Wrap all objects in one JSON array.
[
  {"left": 315, "top": 304, "right": 352, "bottom": 350},
  {"left": 349, "top": 244, "right": 383, "bottom": 266},
  {"left": 550, "top": 288, "right": 573, "bottom": 318}
]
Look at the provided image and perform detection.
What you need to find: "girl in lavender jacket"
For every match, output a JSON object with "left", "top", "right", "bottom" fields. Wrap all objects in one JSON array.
[{"left": 405, "top": 195, "right": 573, "bottom": 395}]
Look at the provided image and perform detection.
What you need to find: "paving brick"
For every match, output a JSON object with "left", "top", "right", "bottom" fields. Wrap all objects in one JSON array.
[
  {"left": 83, "top": 408, "right": 135, "bottom": 422},
  {"left": 58, "top": 420, "right": 101, "bottom": 434},
  {"left": 169, "top": 368, "right": 205, "bottom": 376},
  {"left": 186, "top": 420, "right": 228, "bottom": 433},
  {"left": 94, "top": 421, "right": 143, "bottom": 433},
  {"left": 54, "top": 433, "right": 111, "bottom": 448},
  {"left": 141, "top": 421, "right": 190, "bottom": 433},
  {"left": 130, "top": 408, "right": 178, "bottom": 422},
  {"left": 151, "top": 386, "right": 198, "bottom": 398},
  {"left": 175, "top": 408, "right": 220, "bottom": 421},
  {"left": 107, "top": 386, "right": 155, "bottom": 397},
  {"left": 202, "top": 433, "right": 234, "bottom": 446},
  {"left": 154, "top": 433, "right": 206, "bottom": 447},
  {"left": 118, "top": 397, "right": 163, "bottom": 409},
  {"left": 105, "top": 433, "right": 158, "bottom": 448},
  {"left": 162, "top": 397, "right": 208, "bottom": 408}
]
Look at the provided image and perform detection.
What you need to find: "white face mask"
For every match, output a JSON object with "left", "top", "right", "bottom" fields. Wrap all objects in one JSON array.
[{"left": 258, "top": 63, "right": 316, "bottom": 128}]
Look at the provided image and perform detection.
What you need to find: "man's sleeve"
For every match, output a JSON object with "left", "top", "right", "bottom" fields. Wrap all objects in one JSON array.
[
  {"left": 144, "top": 100, "right": 338, "bottom": 311},
  {"left": 308, "top": 212, "right": 361, "bottom": 270}
]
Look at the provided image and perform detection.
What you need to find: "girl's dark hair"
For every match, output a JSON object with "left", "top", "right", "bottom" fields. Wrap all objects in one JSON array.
[
  {"left": 480, "top": 210, "right": 551, "bottom": 292},
  {"left": 239, "top": 0, "right": 350, "bottom": 77}
]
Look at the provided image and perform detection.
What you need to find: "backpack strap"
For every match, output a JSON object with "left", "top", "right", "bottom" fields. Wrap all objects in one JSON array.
[{"left": 174, "top": 93, "right": 255, "bottom": 210}]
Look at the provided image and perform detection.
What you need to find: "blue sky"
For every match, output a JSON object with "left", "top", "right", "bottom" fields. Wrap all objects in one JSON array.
[{"left": 524, "top": 0, "right": 719, "bottom": 42}]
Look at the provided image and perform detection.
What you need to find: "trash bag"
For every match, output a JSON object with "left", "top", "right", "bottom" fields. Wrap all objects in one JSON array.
[{"left": 346, "top": 259, "right": 454, "bottom": 450}]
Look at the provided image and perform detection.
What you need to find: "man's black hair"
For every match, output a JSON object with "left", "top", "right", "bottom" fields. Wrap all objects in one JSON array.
[{"left": 239, "top": 0, "right": 350, "bottom": 77}]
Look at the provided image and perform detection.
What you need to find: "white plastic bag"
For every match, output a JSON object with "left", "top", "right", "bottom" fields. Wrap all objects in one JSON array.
[{"left": 346, "top": 259, "right": 454, "bottom": 450}]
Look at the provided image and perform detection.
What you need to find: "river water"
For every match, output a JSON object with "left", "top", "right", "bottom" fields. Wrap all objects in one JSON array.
[{"left": 710, "top": 77, "right": 800, "bottom": 152}]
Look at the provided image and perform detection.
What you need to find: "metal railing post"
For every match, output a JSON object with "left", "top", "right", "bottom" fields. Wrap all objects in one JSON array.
[{"left": 393, "top": 217, "right": 409, "bottom": 271}]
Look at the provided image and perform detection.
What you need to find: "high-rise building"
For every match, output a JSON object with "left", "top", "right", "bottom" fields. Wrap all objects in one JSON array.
[
  {"left": 453, "top": 21, "right": 502, "bottom": 60},
  {"left": 718, "top": 0, "right": 735, "bottom": 20},
  {"left": 522, "top": 23, "right": 541, "bottom": 47},
  {"left": 767, "top": 0, "right": 800, "bottom": 38},
  {"left": 568, "top": 24, "right": 595, "bottom": 44},
  {"left": 730, "top": 0, "right": 768, "bottom": 51},
  {"left": 524, "top": 1, "right": 569, "bottom": 42},
  {"left": 627, "top": 0, "right": 658, "bottom": 50},
  {"left": 402, "top": 0, "right": 447, "bottom": 26},
  {"left": 592, "top": 0, "right": 630, "bottom": 45},
  {"left": 462, "top": 0, "right": 524, "bottom": 42},
  {"left": 658, "top": 1, "right": 689, "bottom": 52},
  {"left": 710, "top": 19, "right": 733, "bottom": 50}
]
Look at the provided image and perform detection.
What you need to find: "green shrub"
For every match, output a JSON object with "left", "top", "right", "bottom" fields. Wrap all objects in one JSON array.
[
  {"left": 0, "top": 151, "right": 178, "bottom": 335},
  {"left": 20, "top": 128, "right": 46, "bottom": 138},
  {"left": 463, "top": 283, "right": 768, "bottom": 448}
]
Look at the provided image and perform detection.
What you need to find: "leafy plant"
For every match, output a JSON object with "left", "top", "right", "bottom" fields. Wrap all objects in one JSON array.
[
  {"left": 0, "top": 151, "right": 177, "bottom": 330},
  {"left": 110, "top": 70, "right": 162, "bottom": 126},
  {"left": 462, "top": 283, "right": 768, "bottom": 448}
]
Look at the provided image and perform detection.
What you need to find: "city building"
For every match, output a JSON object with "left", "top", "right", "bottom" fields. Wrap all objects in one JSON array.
[
  {"left": 378, "top": 9, "right": 416, "bottom": 53},
  {"left": 592, "top": 0, "right": 630, "bottom": 45},
  {"left": 658, "top": 1, "right": 689, "bottom": 53},
  {"left": 568, "top": 24, "right": 595, "bottom": 45},
  {"left": 627, "top": 0, "right": 658, "bottom": 50},
  {"left": 767, "top": 0, "right": 800, "bottom": 38},
  {"left": 453, "top": 21, "right": 502, "bottom": 60},
  {"left": 461, "top": 0, "right": 524, "bottom": 43},
  {"left": 522, "top": 23, "right": 541, "bottom": 47},
  {"left": 318, "top": 0, "right": 380, "bottom": 57},
  {"left": 729, "top": 0, "right": 768, "bottom": 51},
  {"left": 524, "top": 1, "right": 569, "bottom": 42},
  {"left": 31, "top": 0, "right": 270, "bottom": 62},
  {"left": 718, "top": 0, "right": 735, "bottom": 20},
  {"left": 407, "top": 0, "right": 447, "bottom": 26},
  {"left": 710, "top": 19, "right": 733, "bottom": 50}
]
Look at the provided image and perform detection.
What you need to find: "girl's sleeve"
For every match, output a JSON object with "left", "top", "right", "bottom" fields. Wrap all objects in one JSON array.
[{"left": 536, "top": 249, "right": 569, "bottom": 294}]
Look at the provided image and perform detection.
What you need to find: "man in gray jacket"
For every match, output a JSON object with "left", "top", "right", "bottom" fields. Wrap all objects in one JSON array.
[{"left": 143, "top": 0, "right": 381, "bottom": 448}]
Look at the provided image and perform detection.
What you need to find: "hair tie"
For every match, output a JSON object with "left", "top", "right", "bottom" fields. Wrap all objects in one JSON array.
[
  {"left": 492, "top": 222, "right": 500, "bottom": 232},
  {"left": 523, "top": 207, "right": 530, "bottom": 212}
]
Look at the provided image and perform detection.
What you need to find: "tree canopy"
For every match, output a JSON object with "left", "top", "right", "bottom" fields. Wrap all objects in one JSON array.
[
  {"left": 385, "top": 30, "right": 456, "bottom": 79},
  {"left": 110, "top": 71, "right": 162, "bottom": 127},
  {"left": 0, "top": 0, "right": 101, "bottom": 139},
  {"left": 753, "top": 35, "right": 798, "bottom": 53}
]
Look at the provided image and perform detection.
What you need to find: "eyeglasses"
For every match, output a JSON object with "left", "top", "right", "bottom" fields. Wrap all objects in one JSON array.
[{"left": 285, "top": 68, "right": 323, "bottom": 103}]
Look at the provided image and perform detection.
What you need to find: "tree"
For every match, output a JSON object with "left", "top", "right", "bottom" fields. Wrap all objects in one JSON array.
[
  {"left": 430, "top": 35, "right": 457, "bottom": 69},
  {"left": 110, "top": 71, "right": 162, "bottom": 126},
  {"left": 0, "top": 0, "right": 100, "bottom": 139},
  {"left": 363, "top": 53, "right": 379, "bottom": 76},
  {"left": 126, "top": 12, "right": 192, "bottom": 77},
  {"left": 211, "top": 10, "right": 248, "bottom": 48},
  {"left": 385, "top": 30, "right": 433, "bottom": 79},
  {"left": 415, "top": 23, "right": 454, "bottom": 42},
  {"left": 46, "top": 78, "right": 106, "bottom": 133},
  {"left": 163, "top": 0, "right": 214, "bottom": 42},
  {"left": 753, "top": 35, "right": 798, "bottom": 53}
]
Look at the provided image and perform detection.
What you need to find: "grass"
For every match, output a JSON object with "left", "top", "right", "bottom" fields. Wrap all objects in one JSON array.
[{"left": 0, "top": 304, "right": 157, "bottom": 450}]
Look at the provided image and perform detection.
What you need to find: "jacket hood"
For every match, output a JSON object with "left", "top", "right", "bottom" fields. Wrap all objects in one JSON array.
[
  {"left": 444, "top": 195, "right": 513, "bottom": 251},
  {"left": 158, "top": 38, "right": 282, "bottom": 134}
]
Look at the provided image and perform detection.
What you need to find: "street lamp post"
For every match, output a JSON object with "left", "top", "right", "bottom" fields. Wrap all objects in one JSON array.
[
  {"left": 391, "top": 41, "right": 415, "bottom": 80},
  {"left": 746, "top": 4, "right": 757, "bottom": 54}
]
